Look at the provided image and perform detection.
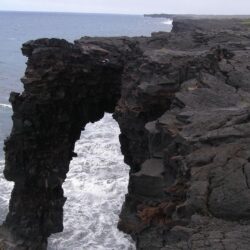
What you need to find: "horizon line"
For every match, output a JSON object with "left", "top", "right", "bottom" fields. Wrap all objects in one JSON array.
[
  {"left": 1, "top": 10, "right": 250, "bottom": 16},
  {"left": 0, "top": 9, "right": 145, "bottom": 16}
]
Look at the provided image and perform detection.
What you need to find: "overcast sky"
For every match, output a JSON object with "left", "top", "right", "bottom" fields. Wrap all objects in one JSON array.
[{"left": 0, "top": 0, "right": 249, "bottom": 15}]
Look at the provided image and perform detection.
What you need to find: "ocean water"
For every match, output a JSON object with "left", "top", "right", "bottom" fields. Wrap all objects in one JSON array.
[
  {"left": 48, "top": 114, "right": 135, "bottom": 250},
  {"left": 0, "top": 11, "right": 172, "bottom": 249}
]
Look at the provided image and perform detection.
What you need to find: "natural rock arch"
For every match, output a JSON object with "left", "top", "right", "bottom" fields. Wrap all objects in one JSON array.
[
  {"left": 3, "top": 38, "right": 127, "bottom": 248},
  {"left": 2, "top": 19, "right": 250, "bottom": 250}
]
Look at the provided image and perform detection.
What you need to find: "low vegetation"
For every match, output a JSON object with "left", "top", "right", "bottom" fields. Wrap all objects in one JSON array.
[{"left": 241, "top": 19, "right": 250, "bottom": 26}]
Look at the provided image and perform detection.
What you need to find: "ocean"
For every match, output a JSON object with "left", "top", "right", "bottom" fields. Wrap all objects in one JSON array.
[{"left": 0, "top": 11, "right": 172, "bottom": 250}]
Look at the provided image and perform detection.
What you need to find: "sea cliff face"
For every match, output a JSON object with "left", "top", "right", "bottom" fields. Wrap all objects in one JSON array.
[{"left": 2, "top": 18, "right": 250, "bottom": 250}]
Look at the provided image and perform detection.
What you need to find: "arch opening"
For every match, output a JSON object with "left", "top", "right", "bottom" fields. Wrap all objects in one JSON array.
[{"left": 48, "top": 113, "right": 135, "bottom": 249}]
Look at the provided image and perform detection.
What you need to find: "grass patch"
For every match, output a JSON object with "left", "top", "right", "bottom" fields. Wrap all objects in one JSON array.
[{"left": 241, "top": 19, "right": 250, "bottom": 26}]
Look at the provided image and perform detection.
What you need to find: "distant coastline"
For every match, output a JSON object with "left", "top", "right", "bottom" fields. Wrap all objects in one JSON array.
[{"left": 144, "top": 13, "right": 250, "bottom": 19}]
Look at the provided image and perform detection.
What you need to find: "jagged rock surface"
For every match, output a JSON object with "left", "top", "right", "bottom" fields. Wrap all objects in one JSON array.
[{"left": 2, "top": 19, "right": 250, "bottom": 249}]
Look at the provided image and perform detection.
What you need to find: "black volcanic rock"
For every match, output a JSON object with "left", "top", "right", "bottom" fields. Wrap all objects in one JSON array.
[{"left": 2, "top": 18, "right": 250, "bottom": 249}]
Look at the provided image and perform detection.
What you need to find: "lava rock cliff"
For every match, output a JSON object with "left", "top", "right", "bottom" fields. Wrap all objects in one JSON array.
[{"left": 1, "top": 18, "right": 250, "bottom": 250}]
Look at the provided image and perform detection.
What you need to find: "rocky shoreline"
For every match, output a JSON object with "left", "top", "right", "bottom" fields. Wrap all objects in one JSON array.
[
  {"left": 145, "top": 13, "right": 250, "bottom": 19},
  {"left": 2, "top": 18, "right": 250, "bottom": 249}
]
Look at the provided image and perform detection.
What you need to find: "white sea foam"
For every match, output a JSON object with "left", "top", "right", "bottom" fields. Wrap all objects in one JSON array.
[
  {"left": 162, "top": 19, "right": 173, "bottom": 25},
  {"left": 0, "top": 103, "right": 11, "bottom": 109},
  {"left": 0, "top": 160, "right": 14, "bottom": 224},
  {"left": 48, "top": 113, "right": 135, "bottom": 250}
]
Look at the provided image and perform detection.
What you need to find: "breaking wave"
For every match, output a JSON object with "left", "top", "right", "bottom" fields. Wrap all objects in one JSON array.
[
  {"left": 0, "top": 103, "right": 11, "bottom": 109},
  {"left": 162, "top": 19, "right": 173, "bottom": 25},
  {"left": 0, "top": 160, "right": 13, "bottom": 224}
]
